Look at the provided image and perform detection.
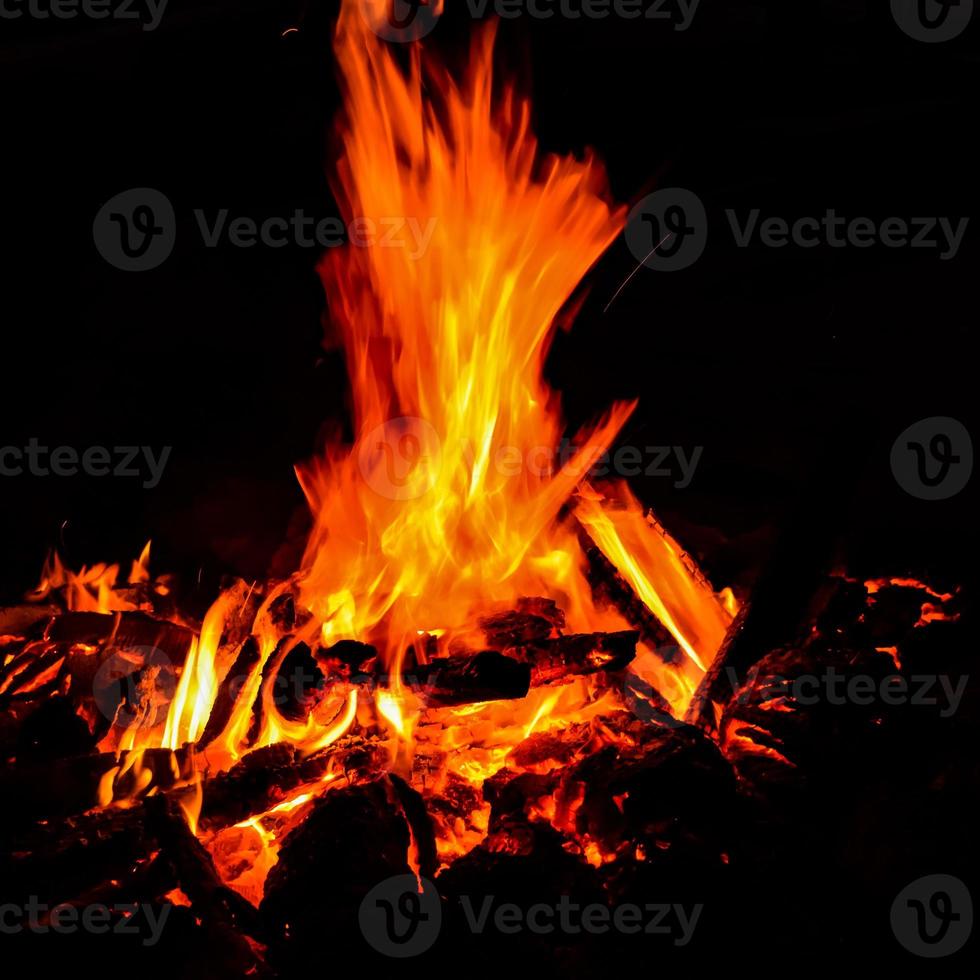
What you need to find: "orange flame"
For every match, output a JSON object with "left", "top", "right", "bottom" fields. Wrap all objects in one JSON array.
[
  {"left": 23, "top": 1, "right": 741, "bottom": 897},
  {"left": 294, "top": 1, "right": 730, "bottom": 718}
]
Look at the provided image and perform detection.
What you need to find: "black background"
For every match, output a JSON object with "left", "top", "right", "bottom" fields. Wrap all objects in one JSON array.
[{"left": 1, "top": 0, "right": 975, "bottom": 598}]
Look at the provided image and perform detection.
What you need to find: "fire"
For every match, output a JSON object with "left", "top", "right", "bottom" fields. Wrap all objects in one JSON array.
[
  {"left": 29, "top": 539, "right": 154, "bottom": 613},
  {"left": 19, "top": 0, "right": 738, "bottom": 901},
  {"left": 297, "top": 0, "right": 726, "bottom": 696}
]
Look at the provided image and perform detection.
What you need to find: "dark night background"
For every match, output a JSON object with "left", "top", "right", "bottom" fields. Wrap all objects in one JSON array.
[
  {"left": 1, "top": 0, "right": 975, "bottom": 595},
  {"left": 0, "top": 0, "right": 977, "bottom": 969}
]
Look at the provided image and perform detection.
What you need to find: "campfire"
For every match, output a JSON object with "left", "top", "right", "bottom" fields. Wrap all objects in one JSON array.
[{"left": 0, "top": 1, "right": 964, "bottom": 974}]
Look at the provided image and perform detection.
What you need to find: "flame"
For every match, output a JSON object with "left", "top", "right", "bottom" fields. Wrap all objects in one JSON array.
[
  {"left": 17, "top": 1, "right": 741, "bottom": 901},
  {"left": 294, "top": 0, "right": 729, "bottom": 708}
]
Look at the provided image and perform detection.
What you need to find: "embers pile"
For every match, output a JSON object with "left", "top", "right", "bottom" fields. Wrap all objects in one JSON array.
[{"left": 0, "top": 567, "right": 963, "bottom": 976}]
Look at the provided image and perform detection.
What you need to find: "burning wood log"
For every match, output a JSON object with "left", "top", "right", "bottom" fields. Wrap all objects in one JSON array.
[
  {"left": 260, "top": 774, "right": 436, "bottom": 963},
  {"left": 46, "top": 610, "right": 196, "bottom": 660},
  {"left": 0, "top": 646, "right": 65, "bottom": 701},
  {"left": 245, "top": 636, "right": 292, "bottom": 746},
  {"left": 198, "top": 635, "right": 261, "bottom": 749},
  {"left": 575, "top": 526, "right": 677, "bottom": 658},
  {"left": 0, "top": 746, "right": 195, "bottom": 831},
  {"left": 478, "top": 597, "right": 565, "bottom": 648},
  {"left": 305, "top": 648, "right": 531, "bottom": 709},
  {"left": 518, "top": 630, "right": 639, "bottom": 686},
  {"left": 407, "top": 649, "right": 531, "bottom": 707},
  {"left": 144, "top": 795, "right": 266, "bottom": 968},
  {"left": 1, "top": 805, "right": 167, "bottom": 912},
  {"left": 199, "top": 743, "right": 319, "bottom": 830},
  {"left": 198, "top": 738, "right": 388, "bottom": 831},
  {"left": 477, "top": 599, "right": 639, "bottom": 685},
  {"left": 0, "top": 601, "right": 60, "bottom": 638}
]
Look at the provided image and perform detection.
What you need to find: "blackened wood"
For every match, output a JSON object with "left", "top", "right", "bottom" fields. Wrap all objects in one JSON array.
[
  {"left": 198, "top": 635, "right": 261, "bottom": 749},
  {"left": 522, "top": 630, "right": 638, "bottom": 686},
  {"left": 315, "top": 639, "right": 378, "bottom": 680},
  {"left": 0, "top": 602, "right": 59, "bottom": 639},
  {"left": 0, "top": 746, "right": 193, "bottom": 830},
  {"left": 2, "top": 805, "right": 162, "bottom": 908},
  {"left": 408, "top": 649, "right": 531, "bottom": 706},
  {"left": 0, "top": 647, "right": 65, "bottom": 701},
  {"left": 276, "top": 642, "right": 324, "bottom": 721},
  {"left": 260, "top": 776, "right": 435, "bottom": 960},
  {"left": 197, "top": 740, "right": 389, "bottom": 830},
  {"left": 46, "top": 611, "right": 195, "bottom": 664},
  {"left": 389, "top": 771, "right": 439, "bottom": 880},
  {"left": 245, "top": 635, "right": 292, "bottom": 747},
  {"left": 144, "top": 795, "right": 266, "bottom": 967},
  {"left": 15, "top": 694, "right": 96, "bottom": 760},
  {"left": 268, "top": 592, "right": 296, "bottom": 631},
  {"left": 576, "top": 527, "right": 676, "bottom": 657},
  {"left": 479, "top": 597, "right": 564, "bottom": 648}
]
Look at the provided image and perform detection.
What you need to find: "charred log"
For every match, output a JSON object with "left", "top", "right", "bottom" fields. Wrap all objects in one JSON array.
[
  {"left": 260, "top": 775, "right": 436, "bottom": 966},
  {"left": 198, "top": 636, "right": 261, "bottom": 749},
  {"left": 576, "top": 527, "right": 676, "bottom": 655},
  {"left": 144, "top": 796, "right": 267, "bottom": 976},
  {"left": 479, "top": 596, "right": 564, "bottom": 648},
  {"left": 408, "top": 649, "right": 531, "bottom": 707},
  {"left": 198, "top": 738, "right": 387, "bottom": 831},
  {"left": 46, "top": 611, "right": 195, "bottom": 662},
  {"left": 521, "top": 630, "right": 638, "bottom": 686}
]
